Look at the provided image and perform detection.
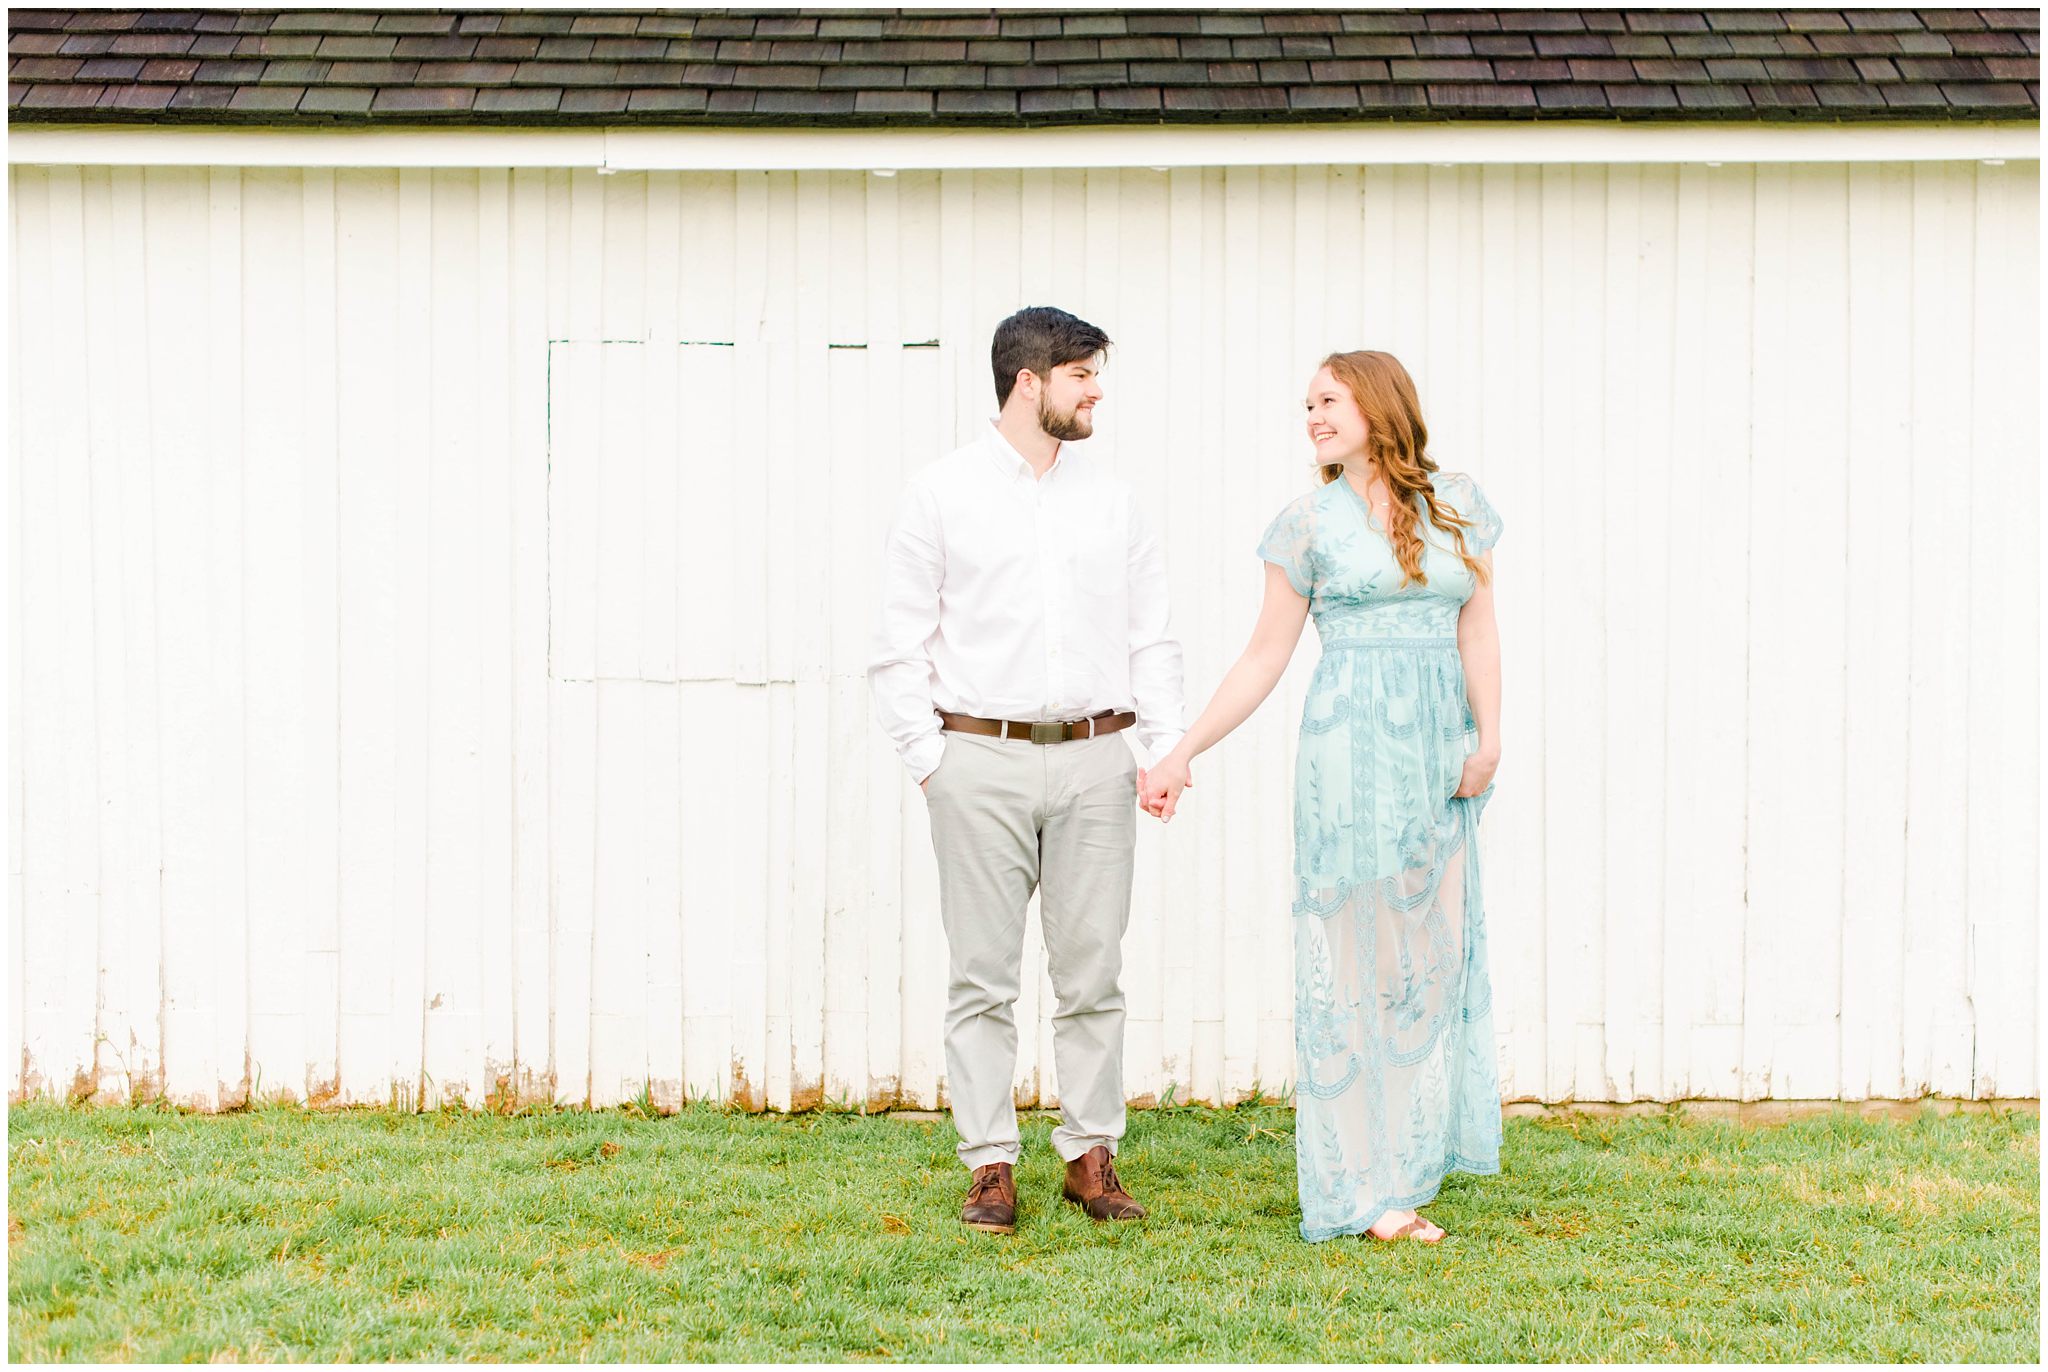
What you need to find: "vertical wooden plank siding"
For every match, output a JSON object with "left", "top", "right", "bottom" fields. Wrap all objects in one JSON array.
[
  {"left": 101, "top": 166, "right": 168, "bottom": 1102},
  {"left": 8, "top": 168, "right": 28, "bottom": 1103},
  {"left": 473, "top": 168, "right": 520, "bottom": 1107},
  {"left": 1965, "top": 160, "right": 2041, "bottom": 1100},
  {"left": 239, "top": 169, "right": 309, "bottom": 1104},
  {"left": 144, "top": 164, "right": 222, "bottom": 1108},
  {"left": 1840, "top": 162, "right": 1914, "bottom": 1102},
  {"left": 1478, "top": 162, "right": 1546, "bottom": 1101},
  {"left": 388, "top": 168, "right": 432, "bottom": 1108},
  {"left": 8, "top": 159, "right": 2039, "bottom": 1109},
  {"left": 299, "top": 168, "right": 342, "bottom": 1104},
  {"left": 1667, "top": 165, "right": 1757, "bottom": 1100},
  {"left": 505, "top": 168, "right": 552, "bottom": 1106},
  {"left": 18, "top": 166, "right": 100, "bottom": 1102},
  {"left": 1902, "top": 164, "right": 1980, "bottom": 1100}
]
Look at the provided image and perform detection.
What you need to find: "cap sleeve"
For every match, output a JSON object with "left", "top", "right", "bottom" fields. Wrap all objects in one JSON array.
[
  {"left": 1438, "top": 471, "right": 1502, "bottom": 556},
  {"left": 1257, "top": 490, "right": 1320, "bottom": 598}
]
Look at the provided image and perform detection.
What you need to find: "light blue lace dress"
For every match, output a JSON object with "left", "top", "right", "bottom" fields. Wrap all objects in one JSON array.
[{"left": 1257, "top": 470, "right": 1504, "bottom": 1243}]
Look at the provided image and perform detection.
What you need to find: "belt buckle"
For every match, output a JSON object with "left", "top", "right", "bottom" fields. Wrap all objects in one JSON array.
[{"left": 1029, "top": 721, "right": 1064, "bottom": 745}]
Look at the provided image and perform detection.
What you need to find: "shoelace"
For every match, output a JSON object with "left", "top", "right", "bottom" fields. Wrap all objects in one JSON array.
[{"left": 968, "top": 1168, "right": 1006, "bottom": 1201}]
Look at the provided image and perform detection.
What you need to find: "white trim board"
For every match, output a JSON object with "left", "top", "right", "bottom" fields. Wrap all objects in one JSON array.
[{"left": 9, "top": 119, "right": 2038, "bottom": 171}]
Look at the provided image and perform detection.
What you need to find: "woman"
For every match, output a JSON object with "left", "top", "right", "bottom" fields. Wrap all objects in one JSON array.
[{"left": 1138, "top": 350, "right": 1503, "bottom": 1244}]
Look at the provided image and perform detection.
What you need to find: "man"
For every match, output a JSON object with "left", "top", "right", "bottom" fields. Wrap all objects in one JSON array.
[{"left": 868, "top": 306, "right": 1186, "bottom": 1235}]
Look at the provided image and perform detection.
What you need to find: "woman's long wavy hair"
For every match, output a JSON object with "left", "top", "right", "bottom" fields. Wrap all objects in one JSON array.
[{"left": 1316, "top": 350, "right": 1489, "bottom": 589}]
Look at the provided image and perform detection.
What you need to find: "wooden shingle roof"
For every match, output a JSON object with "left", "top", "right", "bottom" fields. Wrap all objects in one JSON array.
[{"left": 9, "top": 8, "right": 2041, "bottom": 125}]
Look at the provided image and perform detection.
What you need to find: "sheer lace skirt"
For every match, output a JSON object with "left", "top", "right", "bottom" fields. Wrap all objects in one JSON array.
[{"left": 1290, "top": 640, "right": 1503, "bottom": 1242}]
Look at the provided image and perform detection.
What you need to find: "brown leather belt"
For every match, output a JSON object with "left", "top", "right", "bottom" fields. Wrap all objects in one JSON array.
[{"left": 938, "top": 709, "right": 1137, "bottom": 745}]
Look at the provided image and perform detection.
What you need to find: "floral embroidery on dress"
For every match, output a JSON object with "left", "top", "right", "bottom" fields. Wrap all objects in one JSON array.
[{"left": 1255, "top": 471, "right": 1506, "bottom": 1242}]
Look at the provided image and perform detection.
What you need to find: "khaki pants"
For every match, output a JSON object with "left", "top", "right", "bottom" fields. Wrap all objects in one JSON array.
[{"left": 923, "top": 729, "right": 1138, "bottom": 1170}]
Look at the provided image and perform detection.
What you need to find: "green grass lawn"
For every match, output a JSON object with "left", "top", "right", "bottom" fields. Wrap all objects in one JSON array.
[{"left": 6, "top": 1100, "right": 2037, "bottom": 1362}]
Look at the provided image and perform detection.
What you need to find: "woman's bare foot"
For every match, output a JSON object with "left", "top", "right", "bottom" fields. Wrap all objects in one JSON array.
[{"left": 1365, "top": 1208, "right": 1445, "bottom": 1243}]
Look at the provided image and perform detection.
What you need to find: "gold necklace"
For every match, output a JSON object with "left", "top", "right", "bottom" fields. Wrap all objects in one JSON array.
[{"left": 1346, "top": 469, "right": 1389, "bottom": 508}]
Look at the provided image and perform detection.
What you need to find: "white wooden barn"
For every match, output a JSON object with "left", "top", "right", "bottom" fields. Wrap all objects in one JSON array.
[{"left": 7, "top": 7, "right": 2041, "bottom": 1111}]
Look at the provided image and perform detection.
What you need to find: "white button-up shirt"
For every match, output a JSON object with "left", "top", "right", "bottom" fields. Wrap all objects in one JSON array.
[{"left": 869, "top": 421, "right": 1187, "bottom": 783}]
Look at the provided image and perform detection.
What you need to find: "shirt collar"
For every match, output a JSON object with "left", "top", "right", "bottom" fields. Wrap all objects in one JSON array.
[{"left": 984, "top": 418, "right": 1064, "bottom": 482}]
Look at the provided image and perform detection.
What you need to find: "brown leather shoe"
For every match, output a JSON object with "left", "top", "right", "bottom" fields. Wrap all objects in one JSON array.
[
  {"left": 961, "top": 1162, "right": 1017, "bottom": 1234},
  {"left": 1062, "top": 1145, "right": 1147, "bottom": 1221}
]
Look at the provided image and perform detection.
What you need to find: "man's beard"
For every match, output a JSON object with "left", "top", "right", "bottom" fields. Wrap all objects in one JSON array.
[{"left": 1037, "top": 393, "right": 1093, "bottom": 441}]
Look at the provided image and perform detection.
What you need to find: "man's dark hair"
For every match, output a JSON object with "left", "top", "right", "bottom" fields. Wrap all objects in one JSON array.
[{"left": 991, "top": 306, "right": 1111, "bottom": 408}]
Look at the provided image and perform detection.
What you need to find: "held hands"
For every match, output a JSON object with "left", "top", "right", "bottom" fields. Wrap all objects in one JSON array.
[{"left": 1136, "top": 753, "right": 1194, "bottom": 822}]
